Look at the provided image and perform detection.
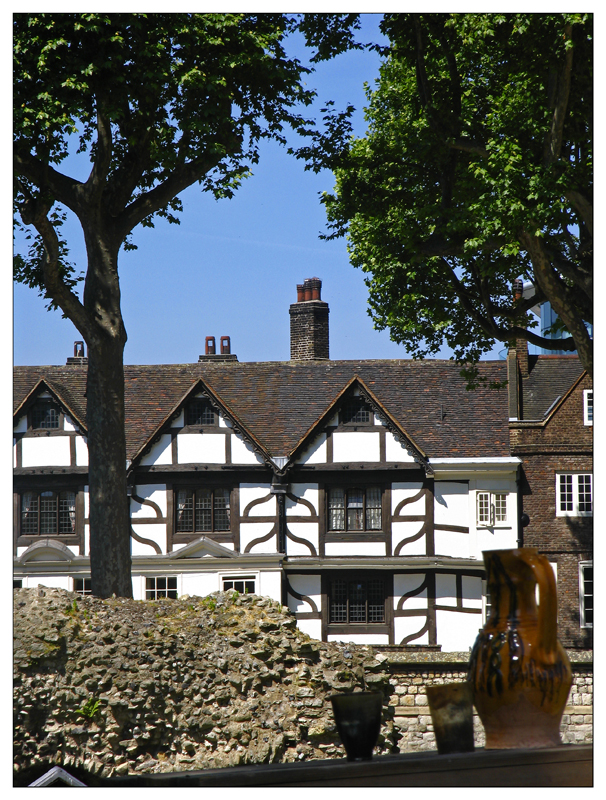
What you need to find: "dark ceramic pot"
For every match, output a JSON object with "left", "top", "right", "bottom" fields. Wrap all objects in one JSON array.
[
  {"left": 329, "top": 692, "right": 383, "bottom": 761},
  {"left": 469, "top": 548, "right": 572, "bottom": 749}
]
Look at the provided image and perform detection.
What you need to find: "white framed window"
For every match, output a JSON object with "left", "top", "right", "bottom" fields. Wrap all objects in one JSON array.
[
  {"left": 579, "top": 562, "right": 593, "bottom": 628},
  {"left": 146, "top": 576, "right": 178, "bottom": 600},
  {"left": 73, "top": 578, "right": 92, "bottom": 596},
  {"left": 583, "top": 390, "right": 593, "bottom": 426},
  {"left": 477, "top": 492, "right": 509, "bottom": 526},
  {"left": 556, "top": 474, "right": 592, "bottom": 516},
  {"left": 222, "top": 574, "right": 256, "bottom": 594}
]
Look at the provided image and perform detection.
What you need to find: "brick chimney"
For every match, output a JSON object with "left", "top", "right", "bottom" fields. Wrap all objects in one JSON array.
[
  {"left": 289, "top": 277, "right": 329, "bottom": 360},
  {"left": 66, "top": 341, "right": 88, "bottom": 365}
]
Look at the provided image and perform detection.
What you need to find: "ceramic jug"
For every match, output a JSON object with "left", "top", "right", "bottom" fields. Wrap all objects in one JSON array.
[{"left": 468, "top": 548, "right": 572, "bottom": 749}]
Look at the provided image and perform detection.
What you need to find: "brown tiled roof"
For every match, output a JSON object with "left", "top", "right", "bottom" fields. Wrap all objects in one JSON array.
[
  {"left": 14, "top": 359, "right": 512, "bottom": 460},
  {"left": 522, "top": 355, "right": 586, "bottom": 420}
]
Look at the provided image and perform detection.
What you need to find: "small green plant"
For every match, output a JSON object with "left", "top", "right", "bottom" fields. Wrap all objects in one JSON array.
[
  {"left": 75, "top": 697, "right": 100, "bottom": 720},
  {"left": 201, "top": 596, "right": 216, "bottom": 611}
]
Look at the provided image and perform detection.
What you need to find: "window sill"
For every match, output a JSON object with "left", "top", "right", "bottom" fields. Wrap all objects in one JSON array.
[{"left": 325, "top": 532, "right": 385, "bottom": 542}]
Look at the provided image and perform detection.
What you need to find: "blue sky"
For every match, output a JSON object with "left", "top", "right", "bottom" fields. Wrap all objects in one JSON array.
[{"left": 12, "top": 12, "right": 507, "bottom": 367}]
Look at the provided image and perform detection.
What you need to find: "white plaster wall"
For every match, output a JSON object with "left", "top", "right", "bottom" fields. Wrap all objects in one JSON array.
[
  {"left": 218, "top": 415, "right": 230, "bottom": 429},
  {"left": 22, "top": 436, "right": 71, "bottom": 467},
  {"left": 173, "top": 410, "right": 185, "bottom": 427},
  {"left": 13, "top": 440, "right": 17, "bottom": 469},
  {"left": 239, "top": 522, "right": 276, "bottom": 553},
  {"left": 324, "top": 541, "right": 386, "bottom": 556},
  {"left": 14, "top": 417, "right": 27, "bottom": 434},
  {"left": 231, "top": 433, "right": 264, "bottom": 465},
  {"left": 131, "top": 485, "right": 167, "bottom": 518},
  {"left": 392, "top": 483, "right": 424, "bottom": 514},
  {"left": 394, "top": 574, "right": 427, "bottom": 610},
  {"left": 21, "top": 575, "right": 72, "bottom": 590},
  {"left": 287, "top": 484, "right": 319, "bottom": 516},
  {"left": 328, "top": 633, "right": 389, "bottom": 645},
  {"left": 478, "top": 527, "right": 517, "bottom": 554},
  {"left": 436, "top": 573, "right": 457, "bottom": 607},
  {"left": 435, "top": 529, "right": 473, "bottom": 559},
  {"left": 394, "top": 617, "right": 429, "bottom": 645},
  {"left": 462, "top": 576, "right": 483, "bottom": 610},
  {"left": 258, "top": 570, "right": 282, "bottom": 601},
  {"left": 130, "top": 524, "right": 166, "bottom": 555},
  {"left": 84, "top": 525, "right": 90, "bottom": 556},
  {"left": 385, "top": 432, "right": 416, "bottom": 462},
  {"left": 75, "top": 436, "right": 88, "bottom": 466},
  {"left": 140, "top": 434, "right": 173, "bottom": 466},
  {"left": 332, "top": 431, "right": 381, "bottom": 462},
  {"left": 240, "top": 485, "right": 273, "bottom": 514},
  {"left": 287, "top": 574, "right": 321, "bottom": 615},
  {"left": 391, "top": 522, "right": 426, "bottom": 556},
  {"left": 180, "top": 571, "right": 223, "bottom": 598},
  {"left": 296, "top": 619, "right": 322, "bottom": 640},
  {"left": 297, "top": 434, "right": 327, "bottom": 465},
  {"left": 435, "top": 482, "right": 469, "bottom": 527},
  {"left": 64, "top": 416, "right": 76, "bottom": 432},
  {"left": 285, "top": 523, "right": 319, "bottom": 556},
  {"left": 436, "top": 609, "right": 483, "bottom": 652},
  {"left": 177, "top": 432, "right": 225, "bottom": 464}
]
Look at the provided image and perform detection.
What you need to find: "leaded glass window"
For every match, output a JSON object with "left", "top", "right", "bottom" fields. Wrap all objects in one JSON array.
[
  {"left": 176, "top": 487, "right": 231, "bottom": 532},
  {"left": 20, "top": 490, "right": 76, "bottom": 536},
  {"left": 327, "top": 487, "right": 382, "bottom": 532},
  {"left": 329, "top": 577, "right": 385, "bottom": 624}
]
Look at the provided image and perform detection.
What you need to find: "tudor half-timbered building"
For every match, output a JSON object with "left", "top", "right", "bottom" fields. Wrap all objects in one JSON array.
[{"left": 15, "top": 278, "right": 589, "bottom": 652}]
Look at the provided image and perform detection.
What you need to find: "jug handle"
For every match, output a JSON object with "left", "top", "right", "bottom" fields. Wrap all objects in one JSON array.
[{"left": 527, "top": 552, "right": 558, "bottom": 663}]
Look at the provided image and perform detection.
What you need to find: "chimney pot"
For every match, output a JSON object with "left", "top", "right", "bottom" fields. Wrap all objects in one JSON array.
[
  {"left": 296, "top": 284, "right": 305, "bottom": 302},
  {"left": 220, "top": 336, "right": 231, "bottom": 354},
  {"left": 205, "top": 336, "right": 216, "bottom": 355},
  {"left": 74, "top": 341, "right": 85, "bottom": 358},
  {"left": 513, "top": 279, "right": 524, "bottom": 301}
]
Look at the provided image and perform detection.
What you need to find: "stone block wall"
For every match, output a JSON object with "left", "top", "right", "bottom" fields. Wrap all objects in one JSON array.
[{"left": 376, "top": 651, "right": 592, "bottom": 752}]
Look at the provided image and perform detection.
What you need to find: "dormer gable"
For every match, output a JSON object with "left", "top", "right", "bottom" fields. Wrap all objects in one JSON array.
[
  {"left": 129, "top": 378, "right": 272, "bottom": 470},
  {"left": 13, "top": 379, "right": 87, "bottom": 434},
  {"left": 286, "top": 376, "right": 431, "bottom": 474}
]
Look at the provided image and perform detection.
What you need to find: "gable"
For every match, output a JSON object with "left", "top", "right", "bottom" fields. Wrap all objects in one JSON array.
[
  {"left": 130, "top": 379, "right": 271, "bottom": 470},
  {"left": 289, "top": 377, "right": 428, "bottom": 471}
]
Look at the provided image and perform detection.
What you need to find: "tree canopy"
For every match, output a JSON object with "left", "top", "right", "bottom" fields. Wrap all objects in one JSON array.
[
  {"left": 13, "top": 13, "right": 315, "bottom": 596},
  {"left": 310, "top": 13, "right": 593, "bottom": 381}
]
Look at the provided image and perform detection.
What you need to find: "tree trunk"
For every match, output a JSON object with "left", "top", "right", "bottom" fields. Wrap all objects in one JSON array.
[{"left": 83, "top": 228, "right": 132, "bottom": 598}]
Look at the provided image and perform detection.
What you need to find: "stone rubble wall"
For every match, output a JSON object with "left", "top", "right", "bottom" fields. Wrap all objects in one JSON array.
[{"left": 13, "top": 588, "right": 398, "bottom": 784}]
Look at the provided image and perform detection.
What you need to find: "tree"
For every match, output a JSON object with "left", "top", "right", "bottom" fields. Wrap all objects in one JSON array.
[
  {"left": 310, "top": 13, "right": 593, "bottom": 381},
  {"left": 14, "top": 13, "right": 315, "bottom": 597}
]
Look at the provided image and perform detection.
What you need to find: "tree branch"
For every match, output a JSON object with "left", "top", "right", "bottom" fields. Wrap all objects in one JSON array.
[
  {"left": 520, "top": 228, "right": 592, "bottom": 374},
  {"left": 543, "top": 23, "right": 573, "bottom": 166},
  {"left": 83, "top": 103, "right": 113, "bottom": 201},
  {"left": 14, "top": 152, "right": 83, "bottom": 216},
  {"left": 18, "top": 194, "right": 93, "bottom": 341},
  {"left": 564, "top": 189, "right": 593, "bottom": 238},
  {"left": 117, "top": 152, "right": 227, "bottom": 240}
]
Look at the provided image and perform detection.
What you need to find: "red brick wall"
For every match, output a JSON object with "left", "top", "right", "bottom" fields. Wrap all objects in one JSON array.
[{"left": 511, "top": 374, "right": 593, "bottom": 649}]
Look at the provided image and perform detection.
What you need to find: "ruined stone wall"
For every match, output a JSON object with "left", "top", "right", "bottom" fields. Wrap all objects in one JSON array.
[
  {"left": 13, "top": 588, "right": 397, "bottom": 784},
  {"left": 378, "top": 653, "right": 593, "bottom": 752}
]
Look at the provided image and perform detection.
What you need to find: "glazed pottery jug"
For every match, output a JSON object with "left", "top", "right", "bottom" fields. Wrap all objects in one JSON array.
[{"left": 468, "top": 548, "right": 572, "bottom": 749}]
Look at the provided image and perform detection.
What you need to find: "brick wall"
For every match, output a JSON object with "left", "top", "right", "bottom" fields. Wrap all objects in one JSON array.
[{"left": 511, "top": 373, "right": 592, "bottom": 649}]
